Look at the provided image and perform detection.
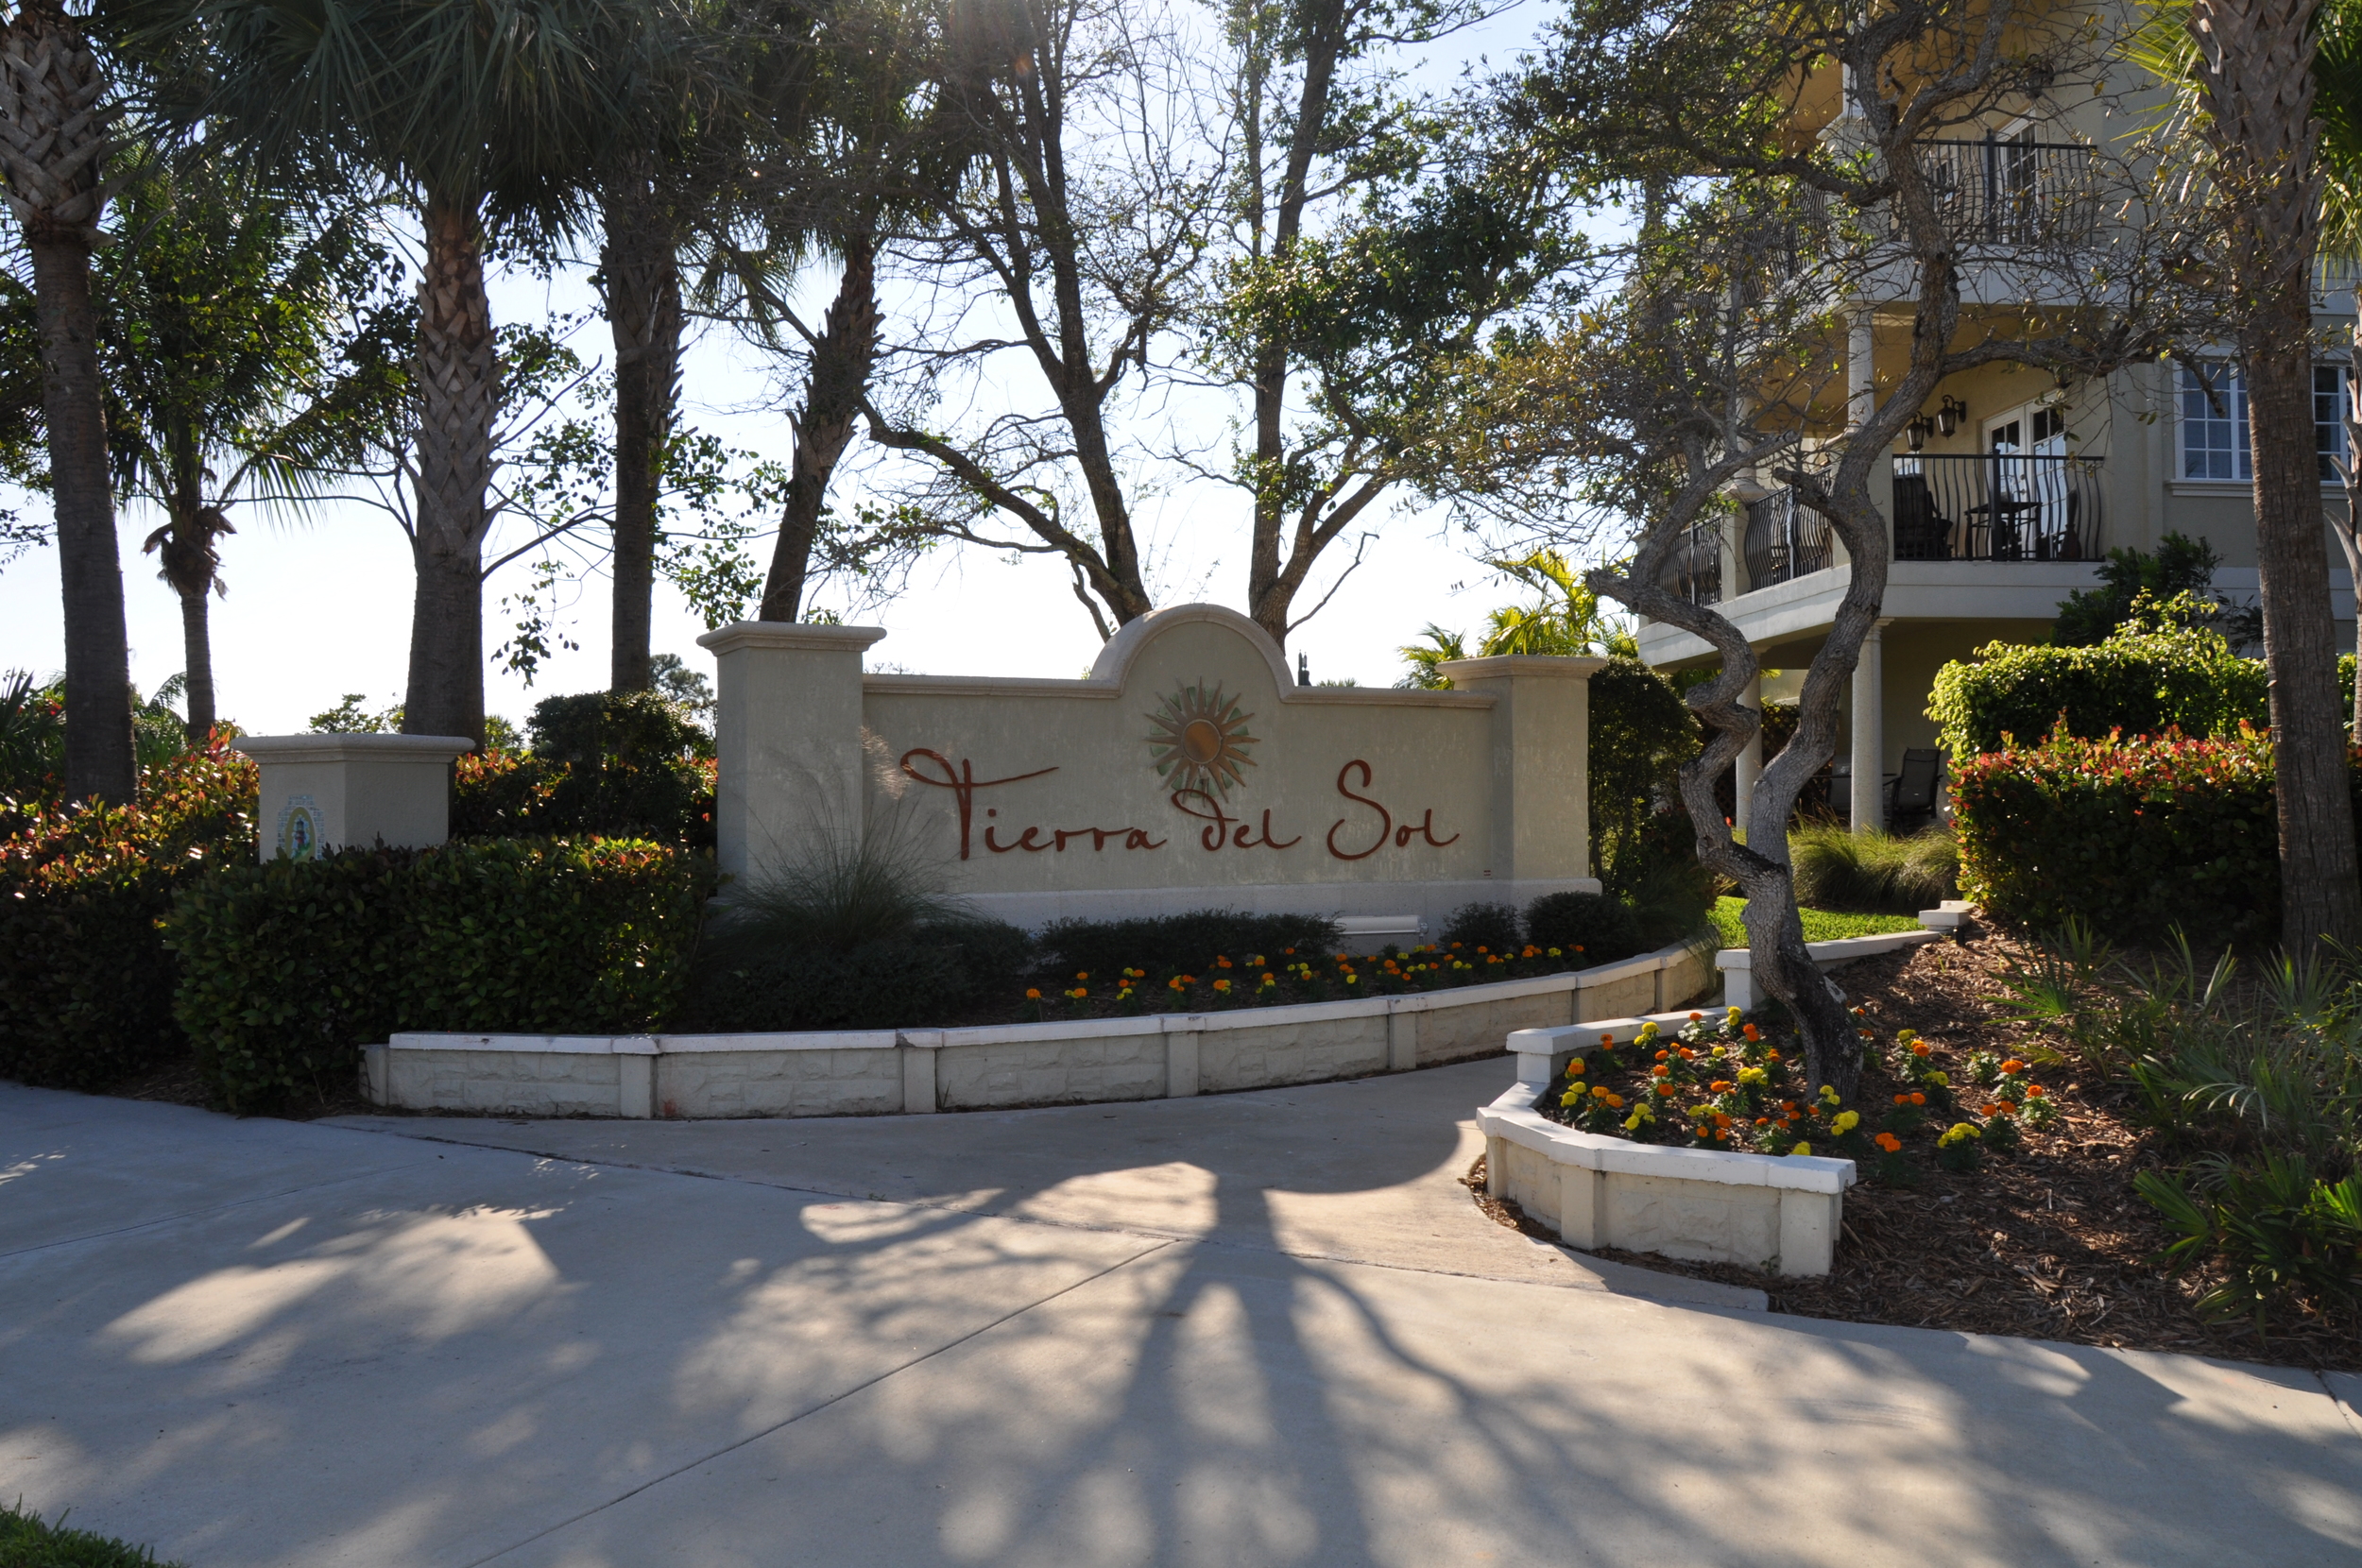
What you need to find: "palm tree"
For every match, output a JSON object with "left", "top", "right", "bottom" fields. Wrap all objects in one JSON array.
[
  {"left": 0, "top": 0, "right": 134, "bottom": 801},
  {"left": 2167, "top": 0, "right": 2362, "bottom": 952},
  {"left": 60, "top": 152, "right": 400, "bottom": 734},
  {"left": 113, "top": 0, "right": 638, "bottom": 744}
]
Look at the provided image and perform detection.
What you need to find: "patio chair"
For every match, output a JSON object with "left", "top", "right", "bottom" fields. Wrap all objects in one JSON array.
[
  {"left": 1891, "top": 474, "right": 1953, "bottom": 560},
  {"left": 1886, "top": 748, "right": 1943, "bottom": 834}
]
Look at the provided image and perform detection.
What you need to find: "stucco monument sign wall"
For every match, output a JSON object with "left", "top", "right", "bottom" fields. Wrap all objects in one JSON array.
[{"left": 697, "top": 604, "right": 1603, "bottom": 934}]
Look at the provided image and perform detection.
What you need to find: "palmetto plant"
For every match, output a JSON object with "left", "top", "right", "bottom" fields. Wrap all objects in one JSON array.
[
  {"left": 0, "top": 0, "right": 135, "bottom": 801},
  {"left": 112, "top": 0, "right": 643, "bottom": 744}
]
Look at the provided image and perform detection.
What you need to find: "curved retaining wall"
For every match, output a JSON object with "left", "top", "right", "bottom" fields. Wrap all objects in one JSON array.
[{"left": 363, "top": 937, "right": 1718, "bottom": 1119}]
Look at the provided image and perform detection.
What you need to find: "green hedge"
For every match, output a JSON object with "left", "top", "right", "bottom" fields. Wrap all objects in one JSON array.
[
  {"left": 1928, "top": 620, "right": 2268, "bottom": 757},
  {"left": 0, "top": 746, "right": 256, "bottom": 1089},
  {"left": 167, "top": 838, "right": 710, "bottom": 1111},
  {"left": 1949, "top": 724, "right": 2362, "bottom": 946}
]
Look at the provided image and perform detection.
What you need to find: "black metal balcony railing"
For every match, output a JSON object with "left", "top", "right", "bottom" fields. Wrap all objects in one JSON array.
[
  {"left": 1901, "top": 136, "right": 2098, "bottom": 247},
  {"left": 1742, "top": 488, "right": 1831, "bottom": 589},
  {"left": 1658, "top": 522, "right": 1721, "bottom": 605},
  {"left": 1891, "top": 453, "right": 2103, "bottom": 562}
]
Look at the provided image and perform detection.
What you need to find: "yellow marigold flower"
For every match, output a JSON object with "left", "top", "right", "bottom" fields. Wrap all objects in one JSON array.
[
  {"left": 1789, "top": 1142, "right": 1813, "bottom": 1156},
  {"left": 1939, "top": 1122, "right": 1981, "bottom": 1147},
  {"left": 1725, "top": 1006, "right": 1742, "bottom": 1022},
  {"left": 1820, "top": 1083, "right": 1841, "bottom": 1105},
  {"left": 1832, "top": 1110, "right": 1859, "bottom": 1133},
  {"left": 1737, "top": 1066, "right": 1768, "bottom": 1087}
]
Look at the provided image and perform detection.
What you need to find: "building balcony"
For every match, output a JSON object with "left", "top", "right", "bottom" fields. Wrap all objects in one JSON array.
[
  {"left": 1742, "top": 489, "right": 1831, "bottom": 590},
  {"left": 1896, "top": 136, "right": 2099, "bottom": 249},
  {"left": 1658, "top": 520, "right": 1721, "bottom": 606},
  {"left": 1892, "top": 452, "right": 2103, "bottom": 562}
]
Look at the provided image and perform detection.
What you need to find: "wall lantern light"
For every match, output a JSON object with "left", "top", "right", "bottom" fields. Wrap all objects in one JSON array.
[
  {"left": 1906, "top": 415, "right": 1933, "bottom": 452},
  {"left": 1933, "top": 395, "right": 1967, "bottom": 437}
]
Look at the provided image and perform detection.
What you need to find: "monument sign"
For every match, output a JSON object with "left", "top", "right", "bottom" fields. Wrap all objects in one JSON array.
[{"left": 699, "top": 604, "right": 1603, "bottom": 936}]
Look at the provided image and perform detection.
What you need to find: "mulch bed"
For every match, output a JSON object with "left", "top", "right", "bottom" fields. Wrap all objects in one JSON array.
[{"left": 1467, "top": 920, "right": 2362, "bottom": 1373}]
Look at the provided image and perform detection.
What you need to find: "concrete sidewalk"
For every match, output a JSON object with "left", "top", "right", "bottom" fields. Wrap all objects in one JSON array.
[{"left": 3, "top": 1065, "right": 2358, "bottom": 1567}]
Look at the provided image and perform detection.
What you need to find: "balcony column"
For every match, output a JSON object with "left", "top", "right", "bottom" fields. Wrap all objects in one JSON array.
[
  {"left": 1847, "top": 309, "right": 1875, "bottom": 431},
  {"left": 1734, "top": 671, "right": 1763, "bottom": 843},
  {"left": 1851, "top": 620, "right": 1888, "bottom": 836}
]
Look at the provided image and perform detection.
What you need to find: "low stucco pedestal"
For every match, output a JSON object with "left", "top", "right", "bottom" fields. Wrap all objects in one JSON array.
[{"left": 237, "top": 733, "right": 475, "bottom": 860}]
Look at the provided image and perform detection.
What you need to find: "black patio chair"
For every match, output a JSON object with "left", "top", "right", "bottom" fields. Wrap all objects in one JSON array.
[
  {"left": 1891, "top": 474, "right": 1953, "bottom": 561},
  {"left": 1886, "top": 748, "right": 1943, "bottom": 834}
]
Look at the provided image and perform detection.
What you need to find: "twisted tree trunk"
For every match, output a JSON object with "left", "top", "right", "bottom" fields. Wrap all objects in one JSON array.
[
  {"left": 404, "top": 191, "right": 496, "bottom": 745},
  {"left": 0, "top": 0, "right": 130, "bottom": 801},
  {"left": 602, "top": 177, "right": 681, "bottom": 690},
  {"left": 2190, "top": 0, "right": 2362, "bottom": 956},
  {"left": 760, "top": 236, "right": 880, "bottom": 622}
]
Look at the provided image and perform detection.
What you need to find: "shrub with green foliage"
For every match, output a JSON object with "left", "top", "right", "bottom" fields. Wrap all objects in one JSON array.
[
  {"left": 1947, "top": 724, "right": 2358, "bottom": 946},
  {"left": 1928, "top": 605, "right": 2268, "bottom": 758},
  {"left": 1442, "top": 901, "right": 1521, "bottom": 952},
  {"left": 2050, "top": 532, "right": 2243, "bottom": 648},
  {"left": 682, "top": 920, "right": 1028, "bottom": 1031},
  {"left": 437, "top": 690, "right": 719, "bottom": 845},
  {"left": 1587, "top": 657, "right": 1701, "bottom": 885},
  {"left": 0, "top": 743, "right": 256, "bottom": 1089},
  {"left": 0, "top": 1503, "right": 181, "bottom": 1567},
  {"left": 1035, "top": 910, "right": 1343, "bottom": 979},
  {"left": 1789, "top": 823, "right": 1959, "bottom": 914},
  {"left": 167, "top": 838, "right": 709, "bottom": 1111},
  {"left": 1522, "top": 890, "right": 1643, "bottom": 963}
]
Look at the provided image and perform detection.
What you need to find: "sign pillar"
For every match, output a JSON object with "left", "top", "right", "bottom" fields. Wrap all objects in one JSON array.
[
  {"left": 235, "top": 734, "right": 475, "bottom": 861},
  {"left": 698, "top": 621, "right": 889, "bottom": 886},
  {"left": 1435, "top": 654, "right": 1606, "bottom": 894}
]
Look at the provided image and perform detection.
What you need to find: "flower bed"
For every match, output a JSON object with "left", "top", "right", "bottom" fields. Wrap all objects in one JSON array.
[
  {"left": 1014, "top": 938, "right": 1591, "bottom": 1024},
  {"left": 1530, "top": 1007, "right": 2053, "bottom": 1172}
]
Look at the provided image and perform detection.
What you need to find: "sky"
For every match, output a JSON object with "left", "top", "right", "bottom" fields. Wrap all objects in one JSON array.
[{"left": 0, "top": 3, "right": 1577, "bottom": 737}]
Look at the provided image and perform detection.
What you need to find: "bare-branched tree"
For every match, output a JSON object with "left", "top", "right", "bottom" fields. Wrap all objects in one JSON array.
[{"left": 1492, "top": 0, "right": 2176, "bottom": 1094}]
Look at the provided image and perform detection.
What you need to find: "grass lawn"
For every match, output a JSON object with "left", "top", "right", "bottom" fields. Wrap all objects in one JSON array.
[
  {"left": 0, "top": 1505, "right": 180, "bottom": 1567},
  {"left": 1710, "top": 895, "right": 1925, "bottom": 948}
]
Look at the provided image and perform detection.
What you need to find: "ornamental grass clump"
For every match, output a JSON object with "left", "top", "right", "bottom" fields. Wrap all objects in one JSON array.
[
  {"left": 681, "top": 816, "right": 1026, "bottom": 1031},
  {"left": 1789, "top": 823, "right": 1959, "bottom": 915}
]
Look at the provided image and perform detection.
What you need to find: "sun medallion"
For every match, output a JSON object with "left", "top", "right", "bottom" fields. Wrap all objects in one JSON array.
[{"left": 1144, "top": 681, "right": 1259, "bottom": 798}]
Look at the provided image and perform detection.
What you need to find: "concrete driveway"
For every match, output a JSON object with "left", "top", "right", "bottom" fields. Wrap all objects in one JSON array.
[{"left": 4, "top": 1061, "right": 2359, "bottom": 1568}]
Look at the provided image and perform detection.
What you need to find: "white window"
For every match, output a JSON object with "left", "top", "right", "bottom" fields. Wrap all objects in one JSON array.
[{"left": 2178, "top": 362, "right": 2348, "bottom": 481}]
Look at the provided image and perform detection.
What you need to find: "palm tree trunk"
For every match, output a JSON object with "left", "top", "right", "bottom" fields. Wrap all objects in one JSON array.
[
  {"left": 2248, "top": 316, "right": 2362, "bottom": 951},
  {"left": 177, "top": 575, "right": 215, "bottom": 737},
  {"left": 405, "top": 191, "right": 496, "bottom": 744},
  {"left": 30, "top": 230, "right": 132, "bottom": 800},
  {"left": 759, "top": 237, "right": 881, "bottom": 622},
  {"left": 602, "top": 181, "right": 680, "bottom": 690},
  {"left": 2191, "top": 0, "right": 2362, "bottom": 955},
  {"left": 0, "top": 0, "right": 130, "bottom": 802}
]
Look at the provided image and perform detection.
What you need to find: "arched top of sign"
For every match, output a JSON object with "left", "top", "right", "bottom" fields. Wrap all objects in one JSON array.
[{"left": 1088, "top": 603, "right": 1294, "bottom": 692}]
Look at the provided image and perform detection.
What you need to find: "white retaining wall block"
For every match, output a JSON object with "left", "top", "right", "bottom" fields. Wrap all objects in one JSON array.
[
  {"left": 1717, "top": 918, "right": 1952, "bottom": 1010},
  {"left": 1476, "top": 1065, "right": 1855, "bottom": 1276},
  {"left": 367, "top": 934, "right": 1721, "bottom": 1121}
]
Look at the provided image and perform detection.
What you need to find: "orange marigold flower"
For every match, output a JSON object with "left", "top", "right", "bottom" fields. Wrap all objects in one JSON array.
[
  {"left": 2026, "top": 1083, "right": 2047, "bottom": 1099},
  {"left": 1908, "top": 1092, "right": 1926, "bottom": 1106},
  {"left": 1651, "top": 1065, "right": 1669, "bottom": 1078},
  {"left": 1026, "top": 988, "right": 1042, "bottom": 999},
  {"left": 1654, "top": 1048, "right": 1669, "bottom": 1061},
  {"left": 1678, "top": 1048, "right": 1697, "bottom": 1061},
  {"left": 1688, "top": 1012, "right": 1704, "bottom": 1021},
  {"left": 2000, "top": 1059, "right": 2026, "bottom": 1075},
  {"left": 1709, "top": 1080, "right": 1733, "bottom": 1093},
  {"left": 1874, "top": 1132, "right": 1903, "bottom": 1152},
  {"left": 1656, "top": 1083, "right": 1677, "bottom": 1097},
  {"left": 1754, "top": 1116, "right": 1769, "bottom": 1126},
  {"left": 1893, "top": 1094, "right": 1908, "bottom": 1104},
  {"left": 1910, "top": 1041, "right": 1932, "bottom": 1057},
  {"left": 1604, "top": 1093, "right": 1625, "bottom": 1109},
  {"left": 1743, "top": 1024, "right": 1762, "bottom": 1042},
  {"left": 1566, "top": 1059, "right": 1586, "bottom": 1077}
]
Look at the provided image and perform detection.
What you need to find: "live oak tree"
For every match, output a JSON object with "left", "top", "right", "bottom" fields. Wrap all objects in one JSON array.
[
  {"left": 1201, "top": 0, "right": 1583, "bottom": 646},
  {"left": 1500, "top": 0, "right": 2166, "bottom": 1096},
  {"left": 859, "top": 0, "right": 1224, "bottom": 639},
  {"left": 0, "top": 0, "right": 133, "bottom": 801}
]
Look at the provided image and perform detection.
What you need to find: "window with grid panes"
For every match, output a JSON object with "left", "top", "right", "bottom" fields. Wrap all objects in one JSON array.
[{"left": 2179, "top": 363, "right": 2347, "bottom": 480}]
